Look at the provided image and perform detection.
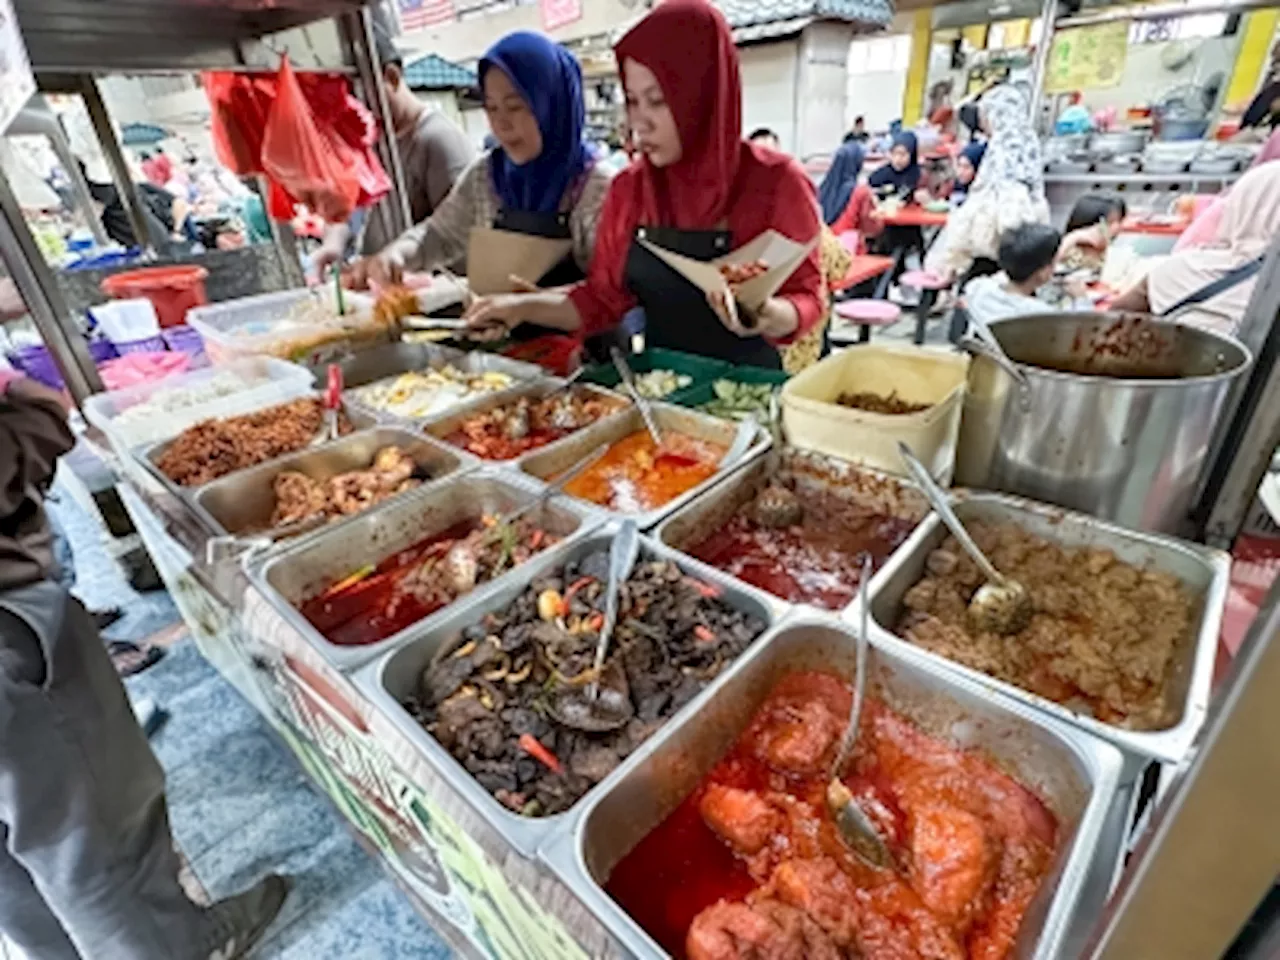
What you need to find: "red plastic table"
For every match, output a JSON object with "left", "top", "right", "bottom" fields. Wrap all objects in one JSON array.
[
  {"left": 1120, "top": 217, "right": 1189, "bottom": 237},
  {"left": 830, "top": 254, "right": 895, "bottom": 293},
  {"left": 880, "top": 206, "right": 950, "bottom": 229}
]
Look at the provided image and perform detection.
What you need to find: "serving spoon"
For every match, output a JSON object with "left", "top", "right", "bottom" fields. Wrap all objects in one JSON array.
[
  {"left": 897, "top": 442, "right": 1032, "bottom": 635},
  {"left": 826, "top": 555, "right": 893, "bottom": 869},
  {"left": 548, "top": 520, "right": 640, "bottom": 733}
]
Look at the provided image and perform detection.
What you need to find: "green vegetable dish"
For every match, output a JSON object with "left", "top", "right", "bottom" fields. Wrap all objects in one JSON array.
[{"left": 699, "top": 380, "right": 776, "bottom": 421}]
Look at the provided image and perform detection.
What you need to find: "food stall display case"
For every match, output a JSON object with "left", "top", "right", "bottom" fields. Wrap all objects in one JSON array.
[{"left": 4, "top": 2, "right": 1280, "bottom": 959}]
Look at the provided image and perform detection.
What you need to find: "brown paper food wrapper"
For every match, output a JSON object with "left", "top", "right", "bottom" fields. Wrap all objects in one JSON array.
[
  {"left": 638, "top": 229, "right": 818, "bottom": 312},
  {"left": 467, "top": 226, "right": 573, "bottom": 296}
]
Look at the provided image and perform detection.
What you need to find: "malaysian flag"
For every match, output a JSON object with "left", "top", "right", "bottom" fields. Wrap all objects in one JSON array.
[{"left": 398, "top": 0, "right": 457, "bottom": 32}]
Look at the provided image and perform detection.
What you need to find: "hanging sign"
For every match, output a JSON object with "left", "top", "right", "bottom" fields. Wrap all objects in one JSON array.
[
  {"left": 541, "top": 0, "right": 582, "bottom": 32},
  {"left": 0, "top": 0, "right": 35, "bottom": 137},
  {"left": 1044, "top": 20, "right": 1130, "bottom": 94}
]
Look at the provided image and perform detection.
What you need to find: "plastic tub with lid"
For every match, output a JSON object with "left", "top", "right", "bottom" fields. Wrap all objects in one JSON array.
[
  {"left": 186, "top": 287, "right": 380, "bottom": 365},
  {"left": 780, "top": 343, "right": 969, "bottom": 481},
  {"left": 83, "top": 356, "right": 315, "bottom": 454},
  {"left": 101, "top": 265, "right": 209, "bottom": 328}
]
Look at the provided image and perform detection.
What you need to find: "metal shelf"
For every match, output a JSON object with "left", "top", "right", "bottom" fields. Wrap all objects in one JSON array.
[{"left": 15, "top": 0, "right": 373, "bottom": 73}]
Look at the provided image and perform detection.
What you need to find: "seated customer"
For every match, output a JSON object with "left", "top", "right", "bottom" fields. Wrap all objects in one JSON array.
[
  {"left": 1058, "top": 192, "right": 1126, "bottom": 271},
  {"left": 965, "top": 223, "right": 1090, "bottom": 327}
]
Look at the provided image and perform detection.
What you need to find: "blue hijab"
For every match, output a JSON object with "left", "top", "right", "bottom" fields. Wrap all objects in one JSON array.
[
  {"left": 952, "top": 140, "right": 986, "bottom": 204},
  {"left": 479, "top": 32, "right": 589, "bottom": 216},
  {"left": 818, "top": 139, "right": 865, "bottom": 225},
  {"left": 868, "top": 131, "right": 921, "bottom": 198}
]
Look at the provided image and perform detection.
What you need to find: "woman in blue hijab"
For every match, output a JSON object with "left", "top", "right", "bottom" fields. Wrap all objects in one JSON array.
[
  {"left": 356, "top": 30, "right": 614, "bottom": 291},
  {"left": 818, "top": 139, "right": 865, "bottom": 225},
  {"left": 950, "top": 140, "right": 986, "bottom": 207},
  {"left": 867, "top": 131, "right": 921, "bottom": 200}
]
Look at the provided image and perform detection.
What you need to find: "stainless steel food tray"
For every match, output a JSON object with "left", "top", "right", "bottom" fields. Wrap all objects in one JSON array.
[
  {"left": 655, "top": 447, "right": 930, "bottom": 617},
  {"left": 542, "top": 613, "right": 1126, "bottom": 960},
  {"left": 420, "top": 381, "right": 632, "bottom": 466},
  {"left": 247, "top": 470, "right": 597, "bottom": 672},
  {"left": 135, "top": 397, "right": 377, "bottom": 503},
  {"left": 865, "top": 491, "right": 1230, "bottom": 774},
  {"left": 516, "top": 402, "right": 770, "bottom": 530},
  {"left": 330, "top": 341, "right": 548, "bottom": 425},
  {"left": 192, "top": 427, "right": 472, "bottom": 542},
  {"left": 356, "top": 525, "right": 781, "bottom": 858}
]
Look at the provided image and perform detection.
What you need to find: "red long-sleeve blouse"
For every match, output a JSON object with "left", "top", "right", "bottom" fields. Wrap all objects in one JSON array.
[{"left": 568, "top": 144, "right": 824, "bottom": 346}]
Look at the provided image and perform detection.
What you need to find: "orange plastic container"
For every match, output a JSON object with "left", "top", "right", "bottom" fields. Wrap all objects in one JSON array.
[{"left": 101, "top": 265, "right": 209, "bottom": 329}]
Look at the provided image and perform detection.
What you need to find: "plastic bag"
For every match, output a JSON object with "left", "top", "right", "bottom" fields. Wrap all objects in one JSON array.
[{"left": 261, "top": 57, "right": 360, "bottom": 223}]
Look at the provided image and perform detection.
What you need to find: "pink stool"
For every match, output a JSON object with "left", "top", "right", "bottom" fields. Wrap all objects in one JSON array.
[
  {"left": 899, "top": 269, "right": 951, "bottom": 345},
  {"left": 833, "top": 298, "right": 901, "bottom": 343}
]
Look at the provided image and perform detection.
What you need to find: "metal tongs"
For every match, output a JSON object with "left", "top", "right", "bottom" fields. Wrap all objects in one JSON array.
[
  {"left": 610, "top": 347, "right": 665, "bottom": 448},
  {"left": 312, "top": 364, "right": 343, "bottom": 446},
  {"left": 826, "top": 555, "right": 893, "bottom": 869},
  {"left": 205, "top": 513, "right": 329, "bottom": 566}
]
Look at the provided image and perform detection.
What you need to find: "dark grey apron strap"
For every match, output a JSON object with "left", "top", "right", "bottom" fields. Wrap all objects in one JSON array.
[{"left": 1159, "top": 255, "right": 1265, "bottom": 316}]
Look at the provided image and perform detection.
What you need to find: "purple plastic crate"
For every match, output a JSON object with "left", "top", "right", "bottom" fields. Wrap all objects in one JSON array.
[
  {"left": 88, "top": 338, "right": 118, "bottom": 364},
  {"left": 161, "top": 325, "right": 207, "bottom": 367},
  {"left": 11, "top": 344, "right": 64, "bottom": 389},
  {"left": 112, "top": 336, "right": 168, "bottom": 356}
]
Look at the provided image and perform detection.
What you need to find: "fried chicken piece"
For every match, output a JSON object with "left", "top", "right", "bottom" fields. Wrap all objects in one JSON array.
[
  {"left": 909, "top": 804, "right": 994, "bottom": 928},
  {"left": 754, "top": 699, "right": 843, "bottom": 775},
  {"left": 270, "top": 471, "right": 327, "bottom": 525},
  {"left": 686, "top": 899, "right": 840, "bottom": 960},
  {"left": 372, "top": 445, "right": 415, "bottom": 486},
  {"left": 700, "top": 785, "right": 782, "bottom": 856}
]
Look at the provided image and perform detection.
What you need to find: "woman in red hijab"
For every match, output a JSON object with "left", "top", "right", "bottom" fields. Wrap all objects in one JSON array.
[{"left": 463, "top": 0, "right": 823, "bottom": 368}]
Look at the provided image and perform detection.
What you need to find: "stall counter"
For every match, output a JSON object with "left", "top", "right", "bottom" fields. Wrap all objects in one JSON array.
[{"left": 107, "top": 445, "right": 626, "bottom": 960}]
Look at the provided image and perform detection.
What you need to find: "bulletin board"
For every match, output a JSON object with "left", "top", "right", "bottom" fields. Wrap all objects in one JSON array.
[{"left": 1044, "top": 20, "right": 1130, "bottom": 93}]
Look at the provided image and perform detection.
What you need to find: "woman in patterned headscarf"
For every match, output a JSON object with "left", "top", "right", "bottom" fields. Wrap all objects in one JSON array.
[{"left": 926, "top": 84, "right": 1050, "bottom": 286}]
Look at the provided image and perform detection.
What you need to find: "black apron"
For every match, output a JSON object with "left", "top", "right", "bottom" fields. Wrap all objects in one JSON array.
[
  {"left": 623, "top": 225, "right": 782, "bottom": 369},
  {"left": 492, "top": 207, "right": 583, "bottom": 341}
]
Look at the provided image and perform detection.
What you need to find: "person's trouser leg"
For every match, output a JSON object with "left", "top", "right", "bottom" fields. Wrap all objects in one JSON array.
[
  {"left": 45, "top": 504, "right": 76, "bottom": 593},
  {"left": 0, "top": 583, "right": 218, "bottom": 960},
  {"left": 0, "top": 823, "right": 80, "bottom": 959}
]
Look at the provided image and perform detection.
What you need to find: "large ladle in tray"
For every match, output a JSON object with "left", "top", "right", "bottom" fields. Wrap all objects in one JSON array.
[
  {"left": 897, "top": 442, "right": 1032, "bottom": 635},
  {"left": 826, "top": 555, "right": 892, "bottom": 868}
]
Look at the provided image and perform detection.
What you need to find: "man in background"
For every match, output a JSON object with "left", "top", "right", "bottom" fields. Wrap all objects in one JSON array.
[
  {"left": 314, "top": 24, "right": 474, "bottom": 277},
  {"left": 748, "top": 127, "right": 782, "bottom": 152},
  {"left": 0, "top": 369, "right": 289, "bottom": 960}
]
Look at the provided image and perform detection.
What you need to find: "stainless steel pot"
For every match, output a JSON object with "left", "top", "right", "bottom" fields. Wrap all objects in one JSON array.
[{"left": 956, "top": 313, "right": 1252, "bottom": 534}]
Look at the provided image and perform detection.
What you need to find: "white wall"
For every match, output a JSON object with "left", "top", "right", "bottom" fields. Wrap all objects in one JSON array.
[
  {"left": 740, "top": 40, "right": 800, "bottom": 154},
  {"left": 796, "top": 22, "right": 857, "bottom": 160}
]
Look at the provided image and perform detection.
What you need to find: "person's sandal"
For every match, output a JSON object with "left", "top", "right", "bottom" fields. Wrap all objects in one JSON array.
[{"left": 107, "top": 641, "right": 164, "bottom": 678}]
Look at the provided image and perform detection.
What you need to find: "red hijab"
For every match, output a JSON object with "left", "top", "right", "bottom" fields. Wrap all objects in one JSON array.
[{"left": 614, "top": 0, "right": 743, "bottom": 230}]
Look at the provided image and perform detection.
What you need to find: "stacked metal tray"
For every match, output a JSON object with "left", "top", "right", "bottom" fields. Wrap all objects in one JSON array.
[
  {"left": 862, "top": 491, "right": 1230, "bottom": 778},
  {"left": 355, "top": 524, "right": 783, "bottom": 858},
  {"left": 246, "top": 469, "right": 600, "bottom": 671},
  {"left": 327, "top": 341, "right": 547, "bottom": 426},
  {"left": 654, "top": 447, "right": 930, "bottom": 617},
  {"left": 419, "top": 380, "right": 633, "bottom": 466},
  {"left": 516, "top": 401, "right": 771, "bottom": 529},
  {"left": 540, "top": 614, "right": 1128, "bottom": 960}
]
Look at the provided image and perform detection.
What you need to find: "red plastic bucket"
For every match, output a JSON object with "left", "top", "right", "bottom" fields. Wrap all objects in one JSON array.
[{"left": 101, "top": 265, "right": 209, "bottom": 329}]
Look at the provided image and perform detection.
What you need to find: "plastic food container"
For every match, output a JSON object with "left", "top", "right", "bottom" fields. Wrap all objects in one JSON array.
[
  {"left": 187, "top": 287, "right": 380, "bottom": 365},
  {"left": 83, "top": 355, "right": 315, "bottom": 455},
  {"left": 579, "top": 348, "right": 731, "bottom": 405},
  {"left": 677, "top": 364, "right": 789, "bottom": 414},
  {"left": 100, "top": 265, "right": 208, "bottom": 328},
  {"left": 780, "top": 343, "right": 969, "bottom": 480}
]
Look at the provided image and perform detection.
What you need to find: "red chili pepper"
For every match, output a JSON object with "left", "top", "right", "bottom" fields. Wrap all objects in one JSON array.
[
  {"left": 518, "top": 733, "right": 563, "bottom": 775},
  {"left": 586, "top": 612, "right": 604, "bottom": 632},
  {"left": 686, "top": 577, "right": 722, "bottom": 599},
  {"left": 694, "top": 625, "right": 716, "bottom": 643},
  {"left": 564, "top": 576, "right": 594, "bottom": 602},
  {"left": 528, "top": 529, "right": 545, "bottom": 551}
]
